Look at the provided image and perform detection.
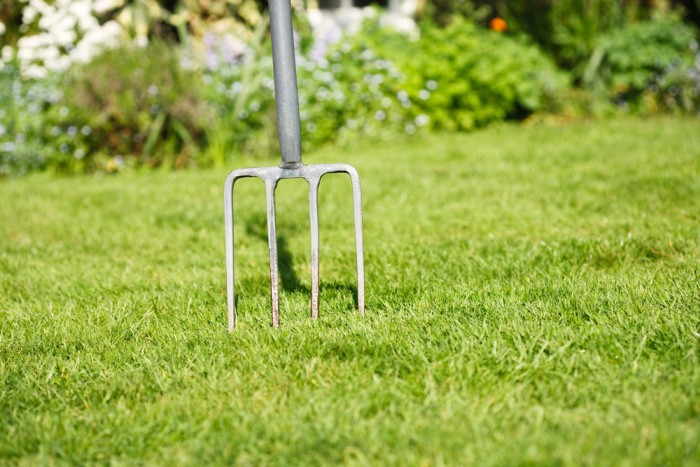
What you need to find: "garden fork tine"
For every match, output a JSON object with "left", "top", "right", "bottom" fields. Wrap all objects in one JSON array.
[{"left": 224, "top": 0, "right": 365, "bottom": 330}]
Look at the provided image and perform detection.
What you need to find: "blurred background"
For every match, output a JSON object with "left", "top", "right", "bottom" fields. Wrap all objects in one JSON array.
[{"left": 1, "top": 0, "right": 699, "bottom": 176}]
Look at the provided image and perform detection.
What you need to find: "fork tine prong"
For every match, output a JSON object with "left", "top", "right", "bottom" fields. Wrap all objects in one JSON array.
[
  {"left": 224, "top": 173, "right": 237, "bottom": 331},
  {"left": 308, "top": 175, "right": 321, "bottom": 319},
  {"left": 265, "top": 177, "right": 281, "bottom": 328},
  {"left": 346, "top": 167, "right": 365, "bottom": 315}
]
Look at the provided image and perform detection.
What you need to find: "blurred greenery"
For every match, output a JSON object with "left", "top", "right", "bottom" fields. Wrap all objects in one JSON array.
[
  {"left": 65, "top": 41, "right": 211, "bottom": 171},
  {"left": 0, "top": 1, "right": 698, "bottom": 176},
  {"left": 583, "top": 15, "right": 700, "bottom": 113},
  {"left": 370, "top": 18, "right": 566, "bottom": 131}
]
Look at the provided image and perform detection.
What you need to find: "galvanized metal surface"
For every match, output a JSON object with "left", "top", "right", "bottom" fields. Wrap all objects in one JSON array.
[
  {"left": 269, "top": 0, "right": 302, "bottom": 167},
  {"left": 224, "top": 164, "right": 365, "bottom": 330},
  {"left": 223, "top": 0, "right": 365, "bottom": 330}
]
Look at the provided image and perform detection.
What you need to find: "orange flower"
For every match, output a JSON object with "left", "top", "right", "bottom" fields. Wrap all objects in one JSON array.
[{"left": 489, "top": 17, "right": 507, "bottom": 32}]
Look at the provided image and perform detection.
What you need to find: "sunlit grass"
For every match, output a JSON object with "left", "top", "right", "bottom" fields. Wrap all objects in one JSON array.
[{"left": 1, "top": 116, "right": 699, "bottom": 465}]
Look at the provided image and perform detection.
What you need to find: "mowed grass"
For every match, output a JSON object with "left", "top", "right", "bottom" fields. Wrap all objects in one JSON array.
[{"left": 1, "top": 117, "right": 699, "bottom": 465}]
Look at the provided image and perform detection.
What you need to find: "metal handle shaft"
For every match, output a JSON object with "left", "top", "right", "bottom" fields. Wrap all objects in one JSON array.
[{"left": 269, "top": 0, "right": 302, "bottom": 167}]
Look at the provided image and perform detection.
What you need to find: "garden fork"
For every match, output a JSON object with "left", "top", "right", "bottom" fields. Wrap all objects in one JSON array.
[{"left": 224, "top": 0, "right": 365, "bottom": 330}]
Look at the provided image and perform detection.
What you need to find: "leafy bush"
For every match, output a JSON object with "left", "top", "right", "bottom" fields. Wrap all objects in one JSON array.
[
  {"left": 297, "top": 17, "right": 566, "bottom": 150},
  {"left": 418, "top": 0, "right": 492, "bottom": 26},
  {"left": 504, "top": 0, "right": 650, "bottom": 74},
  {"left": 200, "top": 14, "right": 434, "bottom": 157},
  {"left": 583, "top": 16, "right": 700, "bottom": 113},
  {"left": 296, "top": 36, "right": 429, "bottom": 150},
  {"left": 0, "top": 58, "right": 59, "bottom": 177},
  {"left": 417, "top": 0, "right": 657, "bottom": 77},
  {"left": 51, "top": 41, "right": 212, "bottom": 173},
  {"left": 362, "top": 19, "right": 565, "bottom": 131},
  {"left": 198, "top": 19, "right": 278, "bottom": 166}
]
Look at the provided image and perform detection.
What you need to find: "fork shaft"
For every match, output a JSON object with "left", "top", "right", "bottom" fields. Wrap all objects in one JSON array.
[{"left": 269, "top": 0, "right": 302, "bottom": 167}]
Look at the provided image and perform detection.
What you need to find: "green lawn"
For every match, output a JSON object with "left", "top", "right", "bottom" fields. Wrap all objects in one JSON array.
[{"left": 1, "top": 117, "right": 699, "bottom": 465}]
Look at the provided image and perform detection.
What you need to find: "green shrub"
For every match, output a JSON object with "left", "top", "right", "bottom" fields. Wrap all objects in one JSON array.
[
  {"left": 199, "top": 14, "right": 436, "bottom": 156},
  {"left": 505, "top": 0, "right": 649, "bottom": 74},
  {"left": 296, "top": 35, "right": 427, "bottom": 150},
  {"left": 0, "top": 58, "right": 58, "bottom": 177},
  {"left": 198, "top": 19, "right": 278, "bottom": 166},
  {"left": 295, "top": 17, "right": 566, "bottom": 147},
  {"left": 52, "top": 41, "right": 212, "bottom": 173},
  {"left": 417, "top": 0, "right": 657, "bottom": 77},
  {"left": 370, "top": 19, "right": 565, "bottom": 131},
  {"left": 583, "top": 16, "right": 700, "bottom": 113}
]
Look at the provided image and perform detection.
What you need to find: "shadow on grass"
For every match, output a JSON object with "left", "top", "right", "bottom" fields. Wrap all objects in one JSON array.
[
  {"left": 270, "top": 239, "right": 360, "bottom": 312},
  {"left": 245, "top": 212, "right": 306, "bottom": 294},
  {"left": 240, "top": 212, "right": 359, "bottom": 310}
]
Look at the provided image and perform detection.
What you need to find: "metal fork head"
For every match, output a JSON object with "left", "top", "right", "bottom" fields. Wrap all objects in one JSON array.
[{"left": 224, "top": 162, "right": 365, "bottom": 330}]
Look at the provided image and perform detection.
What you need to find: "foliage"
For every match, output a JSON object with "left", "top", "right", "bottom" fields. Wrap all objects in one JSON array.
[
  {"left": 365, "top": 19, "right": 565, "bottom": 131},
  {"left": 2, "top": 15, "right": 568, "bottom": 175},
  {"left": 11, "top": 0, "right": 124, "bottom": 79},
  {"left": 0, "top": 1, "right": 23, "bottom": 46},
  {"left": 423, "top": 0, "right": 659, "bottom": 78},
  {"left": 51, "top": 41, "right": 212, "bottom": 173},
  {"left": 296, "top": 17, "right": 566, "bottom": 149},
  {"left": 1, "top": 118, "right": 699, "bottom": 464},
  {"left": 96, "top": 0, "right": 270, "bottom": 47},
  {"left": 0, "top": 57, "right": 59, "bottom": 177},
  {"left": 417, "top": 0, "right": 491, "bottom": 26},
  {"left": 583, "top": 16, "right": 700, "bottom": 113},
  {"left": 296, "top": 32, "right": 430, "bottom": 150},
  {"left": 504, "top": 0, "right": 651, "bottom": 74},
  {"left": 198, "top": 16, "right": 277, "bottom": 166}
]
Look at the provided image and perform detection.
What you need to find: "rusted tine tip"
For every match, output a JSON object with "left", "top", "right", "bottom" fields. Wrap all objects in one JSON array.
[{"left": 224, "top": 163, "right": 365, "bottom": 330}]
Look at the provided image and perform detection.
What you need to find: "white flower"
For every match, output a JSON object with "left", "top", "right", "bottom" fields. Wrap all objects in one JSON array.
[
  {"left": 53, "top": 29, "right": 78, "bottom": 47},
  {"left": 0, "top": 21, "right": 6, "bottom": 36},
  {"left": 415, "top": 114, "right": 430, "bottom": 127},
  {"left": 17, "top": 44, "right": 37, "bottom": 63},
  {"left": 52, "top": 55, "right": 71, "bottom": 71},
  {"left": 2, "top": 46, "right": 12, "bottom": 63},
  {"left": 24, "top": 64, "right": 47, "bottom": 78},
  {"left": 18, "top": 34, "right": 46, "bottom": 51},
  {"left": 93, "top": 0, "right": 119, "bottom": 14},
  {"left": 68, "top": 1, "right": 92, "bottom": 23},
  {"left": 426, "top": 80, "right": 438, "bottom": 90},
  {"left": 23, "top": 5, "right": 39, "bottom": 24},
  {"left": 16, "top": 1, "right": 124, "bottom": 76},
  {"left": 39, "top": 11, "right": 78, "bottom": 32},
  {"left": 39, "top": 45, "right": 60, "bottom": 61}
]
